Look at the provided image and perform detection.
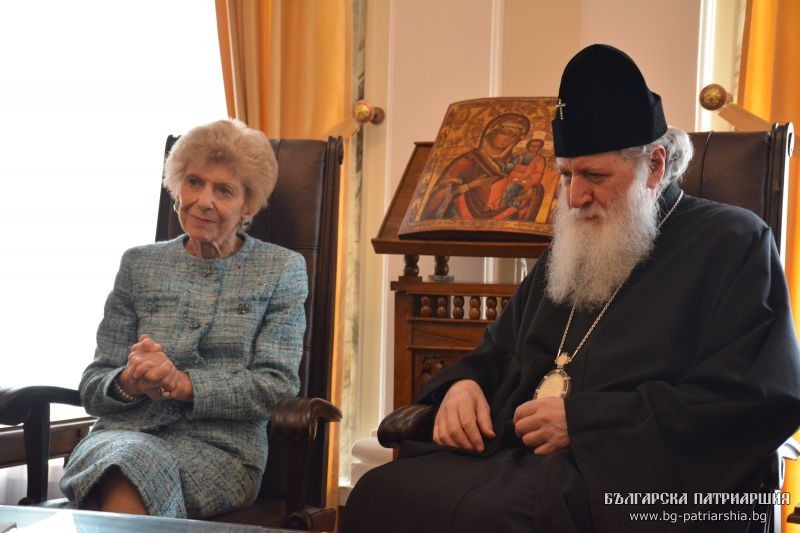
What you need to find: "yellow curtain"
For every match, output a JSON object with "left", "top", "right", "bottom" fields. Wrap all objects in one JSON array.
[
  {"left": 216, "top": 0, "right": 352, "bottom": 139},
  {"left": 270, "top": 1, "right": 352, "bottom": 138},
  {"left": 739, "top": 0, "right": 800, "bottom": 529},
  {"left": 215, "top": 0, "right": 353, "bottom": 509}
]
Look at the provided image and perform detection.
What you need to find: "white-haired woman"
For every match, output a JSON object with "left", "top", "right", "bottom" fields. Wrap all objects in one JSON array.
[{"left": 60, "top": 119, "right": 307, "bottom": 518}]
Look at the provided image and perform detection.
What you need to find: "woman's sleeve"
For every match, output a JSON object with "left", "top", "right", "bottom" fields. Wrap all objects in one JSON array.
[
  {"left": 79, "top": 250, "right": 144, "bottom": 414},
  {"left": 186, "top": 252, "right": 308, "bottom": 421}
]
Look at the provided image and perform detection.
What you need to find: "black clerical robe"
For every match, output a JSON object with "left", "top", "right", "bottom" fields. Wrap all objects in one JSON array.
[{"left": 343, "top": 184, "right": 800, "bottom": 533}]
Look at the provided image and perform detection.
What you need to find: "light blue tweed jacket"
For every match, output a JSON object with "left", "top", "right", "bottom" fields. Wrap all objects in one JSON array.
[{"left": 78, "top": 234, "right": 307, "bottom": 473}]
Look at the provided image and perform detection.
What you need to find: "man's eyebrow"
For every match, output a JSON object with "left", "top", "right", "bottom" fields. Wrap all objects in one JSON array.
[{"left": 573, "top": 165, "right": 611, "bottom": 174}]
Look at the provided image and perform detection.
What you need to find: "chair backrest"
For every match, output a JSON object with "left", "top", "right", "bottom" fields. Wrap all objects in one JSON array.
[
  {"left": 155, "top": 135, "right": 343, "bottom": 508},
  {"left": 683, "top": 123, "right": 794, "bottom": 255},
  {"left": 685, "top": 124, "right": 794, "bottom": 533}
]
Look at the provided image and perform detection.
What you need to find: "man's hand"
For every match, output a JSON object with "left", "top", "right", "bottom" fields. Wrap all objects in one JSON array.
[
  {"left": 433, "top": 379, "right": 495, "bottom": 452},
  {"left": 513, "top": 397, "right": 569, "bottom": 455},
  {"left": 120, "top": 334, "right": 193, "bottom": 402}
]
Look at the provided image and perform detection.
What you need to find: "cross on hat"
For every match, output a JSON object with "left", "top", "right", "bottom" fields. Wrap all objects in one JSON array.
[{"left": 556, "top": 99, "right": 566, "bottom": 120}]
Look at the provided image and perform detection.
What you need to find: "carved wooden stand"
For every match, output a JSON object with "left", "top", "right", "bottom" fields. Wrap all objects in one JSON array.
[{"left": 373, "top": 142, "right": 550, "bottom": 408}]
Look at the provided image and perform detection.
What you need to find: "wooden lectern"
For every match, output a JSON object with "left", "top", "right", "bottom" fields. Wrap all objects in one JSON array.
[{"left": 372, "top": 142, "right": 548, "bottom": 408}]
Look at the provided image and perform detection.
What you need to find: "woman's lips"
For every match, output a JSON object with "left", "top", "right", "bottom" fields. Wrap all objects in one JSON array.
[{"left": 191, "top": 215, "right": 216, "bottom": 225}]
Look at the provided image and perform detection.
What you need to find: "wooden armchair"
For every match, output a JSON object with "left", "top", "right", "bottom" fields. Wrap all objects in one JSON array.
[
  {"left": 377, "top": 123, "right": 796, "bottom": 533},
  {"left": 0, "top": 136, "right": 344, "bottom": 531}
]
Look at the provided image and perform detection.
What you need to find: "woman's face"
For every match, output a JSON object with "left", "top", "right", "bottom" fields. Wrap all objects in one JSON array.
[
  {"left": 486, "top": 124, "right": 521, "bottom": 151},
  {"left": 177, "top": 160, "right": 249, "bottom": 249},
  {"left": 483, "top": 118, "right": 526, "bottom": 155}
]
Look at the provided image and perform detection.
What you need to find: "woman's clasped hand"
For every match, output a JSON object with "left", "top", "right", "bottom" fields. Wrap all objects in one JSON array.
[{"left": 119, "top": 334, "right": 193, "bottom": 402}]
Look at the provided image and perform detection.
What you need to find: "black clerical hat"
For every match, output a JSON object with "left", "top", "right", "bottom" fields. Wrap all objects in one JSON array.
[{"left": 552, "top": 44, "right": 667, "bottom": 157}]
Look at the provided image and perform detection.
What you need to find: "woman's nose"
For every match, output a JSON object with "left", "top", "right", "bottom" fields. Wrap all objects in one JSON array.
[{"left": 197, "top": 185, "right": 214, "bottom": 208}]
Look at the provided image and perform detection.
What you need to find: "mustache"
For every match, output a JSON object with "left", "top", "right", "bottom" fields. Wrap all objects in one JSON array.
[
  {"left": 569, "top": 205, "right": 606, "bottom": 219},
  {"left": 545, "top": 178, "right": 659, "bottom": 311}
]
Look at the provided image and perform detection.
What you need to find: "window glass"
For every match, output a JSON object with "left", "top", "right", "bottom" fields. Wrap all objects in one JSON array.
[{"left": 0, "top": 0, "right": 226, "bottom": 420}]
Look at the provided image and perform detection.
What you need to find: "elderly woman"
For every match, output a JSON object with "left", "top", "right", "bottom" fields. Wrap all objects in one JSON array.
[{"left": 59, "top": 119, "right": 307, "bottom": 518}]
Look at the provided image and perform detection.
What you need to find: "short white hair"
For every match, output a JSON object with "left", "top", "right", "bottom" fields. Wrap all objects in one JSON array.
[
  {"left": 162, "top": 119, "right": 278, "bottom": 216},
  {"left": 620, "top": 125, "right": 694, "bottom": 193}
]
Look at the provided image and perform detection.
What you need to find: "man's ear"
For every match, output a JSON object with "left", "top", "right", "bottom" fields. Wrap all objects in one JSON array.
[{"left": 647, "top": 145, "right": 666, "bottom": 190}]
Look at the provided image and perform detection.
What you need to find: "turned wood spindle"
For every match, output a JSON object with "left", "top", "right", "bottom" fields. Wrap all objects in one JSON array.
[
  {"left": 434, "top": 256, "right": 449, "bottom": 276},
  {"left": 402, "top": 254, "right": 421, "bottom": 281},
  {"left": 429, "top": 255, "right": 454, "bottom": 282},
  {"left": 436, "top": 296, "right": 449, "bottom": 318},
  {"left": 420, "top": 295, "right": 432, "bottom": 317},
  {"left": 453, "top": 295, "right": 465, "bottom": 319},
  {"left": 469, "top": 296, "right": 482, "bottom": 320},
  {"left": 485, "top": 296, "right": 498, "bottom": 320}
]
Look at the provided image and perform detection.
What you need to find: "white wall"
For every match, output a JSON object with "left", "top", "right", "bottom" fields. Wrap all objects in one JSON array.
[
  {"left": 579, "top": 0, "right": 701, "bottom": 131},
  {"left": 501, "top": 0, "right": 702, "bottom": 130},
  {"left": 502, "top": 0, "right": 583, "bottom": 96}
]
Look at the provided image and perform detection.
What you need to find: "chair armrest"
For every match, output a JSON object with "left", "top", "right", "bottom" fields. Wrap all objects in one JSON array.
[
  {"left": 0, "top": 386, "right": 81, "bottom": 425},
  {"left": 270, "top": 397, "right": 342, "bottom": 442},
  {"left": 268, "top": 397, "right": 342, "bottom": 516},
  {"left": 0, "top": 386, "right": 81, "bottom": 504},
  {"left": 377, "top": 404, "right": 436, "bottom": 449}
]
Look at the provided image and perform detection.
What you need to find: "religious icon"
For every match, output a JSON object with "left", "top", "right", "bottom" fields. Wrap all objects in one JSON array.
[{"left": 399, "top": 97, "right": 559, "bottom": 240}]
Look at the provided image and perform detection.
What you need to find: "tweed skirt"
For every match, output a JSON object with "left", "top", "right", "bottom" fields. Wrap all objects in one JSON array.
[{"left": 59, "top": 428, "right": 261, "bottom": 518}]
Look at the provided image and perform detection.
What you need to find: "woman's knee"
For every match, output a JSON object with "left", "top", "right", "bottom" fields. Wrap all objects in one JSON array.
[{"left": 97, "top": 466, "right": 148, "bottom": 515}]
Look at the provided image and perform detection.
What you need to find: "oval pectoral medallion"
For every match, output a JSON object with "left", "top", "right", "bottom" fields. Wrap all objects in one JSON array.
[{"left": 534, "top": 368, "right": 571, "bottom": 399}]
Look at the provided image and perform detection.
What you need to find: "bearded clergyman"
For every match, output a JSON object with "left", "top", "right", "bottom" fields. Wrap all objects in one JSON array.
[{"left": 342, "top": 44, "right": 800, "bottom": 533}]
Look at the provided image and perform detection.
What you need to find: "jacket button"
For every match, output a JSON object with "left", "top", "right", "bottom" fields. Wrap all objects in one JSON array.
[
  {"left": 238, "top": 302, "right": 251, "bottom": 314},
  {"left": 189, "top": 318, "right": 202, "bottom": 330}
]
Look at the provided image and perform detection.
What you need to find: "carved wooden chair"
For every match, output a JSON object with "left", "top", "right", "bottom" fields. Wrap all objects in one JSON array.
[
  {"left": 377, "top": 123, "right": 796, "bottom": 533},
  {"left": 0, "top": 136, "right": 344, "bottom": 531}
]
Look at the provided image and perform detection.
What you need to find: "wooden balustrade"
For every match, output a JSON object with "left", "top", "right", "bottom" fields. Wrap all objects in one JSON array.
[{"left": 390, "top": 279, "right": 517, "bottom": 407}]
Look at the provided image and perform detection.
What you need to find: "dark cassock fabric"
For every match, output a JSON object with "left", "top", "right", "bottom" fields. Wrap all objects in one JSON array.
[{"left": 342, "top": 183, "right": 800, "bottom": 533}]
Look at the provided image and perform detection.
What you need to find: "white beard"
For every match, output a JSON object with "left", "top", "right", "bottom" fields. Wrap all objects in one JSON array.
[{"left": 545, "top": 175, "right": 660, "bottom": 311}]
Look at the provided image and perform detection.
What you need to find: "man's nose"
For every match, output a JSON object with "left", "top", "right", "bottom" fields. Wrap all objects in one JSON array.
[{"left": 568, "top": 176, "right": 593, "bottom": 209}]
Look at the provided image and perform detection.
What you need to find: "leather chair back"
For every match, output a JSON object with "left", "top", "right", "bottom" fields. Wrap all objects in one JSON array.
[
  {"left": 683, "top": 123, "right": 794, "bottom": 255},
  {"left": 684, "top": 123, "right": 794, "bottom": 533}
]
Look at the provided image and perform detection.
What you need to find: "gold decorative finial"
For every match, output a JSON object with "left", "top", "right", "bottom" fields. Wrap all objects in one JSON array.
[
  {"left": 353, "top": 99, "right": 386, "bottom": 125},
  {"left": 697, "top": 83, "right": 769, "bottom": 131},
  {"left": 699, "top": 84, "right": 731, "bottom": 111}
]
